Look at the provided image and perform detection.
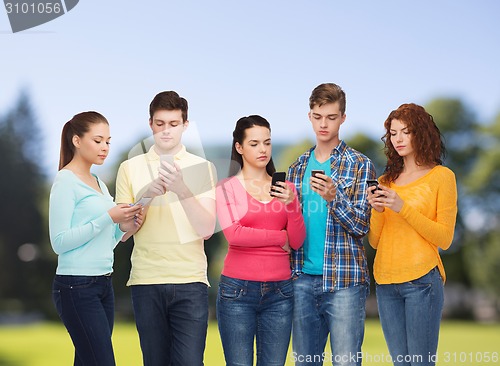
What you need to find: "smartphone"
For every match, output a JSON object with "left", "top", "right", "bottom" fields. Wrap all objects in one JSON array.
[
  {"left": 133, "top": 196, "right": 153, "bottom": 207},
  {"left": 367, "top": 179, "right": 384, "bottom": 197},
  {"left": 271, "top": 172, "right": 286, "bottom": 195},
  {"left": 311, "top": 169, "right": 325, "bottom": 179},
  {"left": 160, "top": 154, "right": 174, "bottom": 173},
  {"left": 366, "top": 179, "right": 379, "bottom": 191}
]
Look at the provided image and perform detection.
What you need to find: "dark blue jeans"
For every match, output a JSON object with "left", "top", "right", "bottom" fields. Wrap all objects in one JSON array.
[
  {"left": 52, "top": 274, "right": 115, "bottom": 366},
  {"left": 216, "top": 274, "right": 294, "bottom": 366},
  {"left": 376, "top": 267, "right": 444, "bottom": 366},
  {"left": 131, "top": 282, "right": 209, "bottom": 366}
]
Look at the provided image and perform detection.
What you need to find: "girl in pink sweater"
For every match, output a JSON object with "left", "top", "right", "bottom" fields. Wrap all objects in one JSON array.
[{"left": 216, "top": 115, "right": 305, "bottom": 366}]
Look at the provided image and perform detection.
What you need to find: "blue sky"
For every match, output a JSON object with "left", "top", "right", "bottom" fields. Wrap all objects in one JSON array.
[{"left": 1, "top": 1, "right": 499, "bottom": 180}]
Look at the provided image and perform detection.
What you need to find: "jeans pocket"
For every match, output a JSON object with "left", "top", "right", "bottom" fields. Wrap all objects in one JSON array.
[
  {"left": 277, "top": 280, "right": 294, "bottom": 299},
  {"left": 218, "top": 282, "right": 243, "bottom": 301},
  {"left": 54, "top": 275, "right": 97, "bottom": 289},
  {"left": 52, "top": 289, "right": 62, "bottom": 317},
  {"left": 408, "top": 268, "right": 437, "bottom": 287}
]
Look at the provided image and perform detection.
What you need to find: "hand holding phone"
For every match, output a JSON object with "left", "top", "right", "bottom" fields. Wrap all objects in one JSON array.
[
  {"left": 133, "top": 196, "right": 153, "bottom": 207},
  {"left": 160, "top": 154, "right": 175, "bottom": 173},
  {"left": 367, "top": 179, "right": 379, "bottom": 191},
  {"left": 310, "top": 169, "right": 337, "bottom": 202},
  {"left": 367, "top": 179, "right": 383, "bottom": 197},
  {"left": 271, "top": 172, "right": 286, "bottom": 195},
  {"left": 311, "top": 170, "right": 325, "bottom": 180}
]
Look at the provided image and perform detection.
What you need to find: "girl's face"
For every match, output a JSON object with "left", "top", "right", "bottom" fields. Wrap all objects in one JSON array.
[
  {"left": 390, "top": 119, "right": 414, "bottom": 159},
  {"left": 73, "top": 122, "right": 111, "bottom": 165},
  {"left": 235, "top": 125, "right": 272, "bottom": 170}
]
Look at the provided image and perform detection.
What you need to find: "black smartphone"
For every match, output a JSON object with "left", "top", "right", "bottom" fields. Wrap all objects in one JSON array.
[
  {"left": 367, "top": 179, "right": 379, "bottom": 191},
  {"left": 367, "top": 179, "right": 384, "bottom": 197},
  {"left": 271, "top": 172, "right": 286, "bottom": 195},
  {"left": 311, "top": 169, "right": 325, "bottom": 180}
]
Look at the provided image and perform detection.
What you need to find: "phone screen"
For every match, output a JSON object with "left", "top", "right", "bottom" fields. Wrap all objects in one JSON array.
[
  {"left": 311, "top": 170, "right": 325, "bottom": 179},
  {"left": 367, "top": 180, "right": 379, "bottom": 190},
  {"left": 271, "top": 172, "right": 286, "bottom": 194}
]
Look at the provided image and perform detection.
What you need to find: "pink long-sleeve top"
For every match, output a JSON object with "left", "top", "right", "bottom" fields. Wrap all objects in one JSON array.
[{"left": 216, "top": 176, "right": 306, "bottom": 282}]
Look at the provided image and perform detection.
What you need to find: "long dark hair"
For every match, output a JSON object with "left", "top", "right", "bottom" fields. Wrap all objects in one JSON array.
[
  {"left": 228, "top": 115, "right": 276, "bottom": 177},
  {"left": 381, "top": 103, "right": 446, "bottom": 184},
  {"left": 59, "top": 111, "right": 109, "bottom": 170}
]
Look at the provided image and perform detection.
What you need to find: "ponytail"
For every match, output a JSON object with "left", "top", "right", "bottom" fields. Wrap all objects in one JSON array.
[
  {"left": 57, "top": 111, "right": 109, "bottom": 170},
  {"left": 59, "top": 121, "right": 75, "bottom": 170}
]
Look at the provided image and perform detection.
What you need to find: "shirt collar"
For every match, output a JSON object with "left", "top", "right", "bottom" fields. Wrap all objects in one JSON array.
[{"left": 334, "top": 140, "right": 347, "bottom": 156}]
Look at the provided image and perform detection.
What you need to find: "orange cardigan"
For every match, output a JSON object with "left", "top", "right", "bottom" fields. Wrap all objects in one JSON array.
[{"left": 368, "top": 166, "right": 457, "bottom": 284}]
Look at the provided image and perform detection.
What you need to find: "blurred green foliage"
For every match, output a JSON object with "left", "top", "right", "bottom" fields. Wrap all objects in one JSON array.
[{"left": 0, "top": 90, "right": 499, "bottom": 321}]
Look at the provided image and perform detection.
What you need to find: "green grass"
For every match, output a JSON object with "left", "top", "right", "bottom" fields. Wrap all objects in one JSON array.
[{"left": 0, "top": 320, "right": 498, "bottom": 365}]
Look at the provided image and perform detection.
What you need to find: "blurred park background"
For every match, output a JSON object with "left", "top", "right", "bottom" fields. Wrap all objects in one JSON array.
[
  {"left": 3, "top": 89, "right": 500, "bottom": 321},
  {"left": 1, "top": 0, "right": 500, "bottom": 364},
  {"left": 1, "top": 90, "right": 500, "bottom": 365}
]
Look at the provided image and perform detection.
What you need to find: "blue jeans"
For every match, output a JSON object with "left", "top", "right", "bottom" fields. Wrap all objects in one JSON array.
[
  {"left": 52, "top": 274, "right": 115, "bottom": 366},
  {"left": 376, "top": 267, "right": 444, "bottom": 366},
  {"left": 292, "top": 274, "right": 368, "bottom": 366},
  {"left": 216, "top": 274, "right": 294, "bottom": 366},
  {"left": 131, "top": 282, "right": 209, "bottom": 366}
]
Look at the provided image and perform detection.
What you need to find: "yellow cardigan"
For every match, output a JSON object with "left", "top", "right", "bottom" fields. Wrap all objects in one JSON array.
[{"left": 368, "top": 165, "right": 457, "bottom": 284}]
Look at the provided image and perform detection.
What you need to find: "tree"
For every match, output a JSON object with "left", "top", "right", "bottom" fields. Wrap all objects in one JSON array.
[
  {"left": 0, "top": 90, "right": 51, "bottom": 314},
  {"left": 421, "top": 99, "right": 481, "bottom": 288},
  {"left": 462, "top": 111, "right": 500, "bottom": 303}
]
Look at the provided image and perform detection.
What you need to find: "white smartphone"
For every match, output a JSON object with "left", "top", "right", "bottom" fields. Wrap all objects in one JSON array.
[
  {"left": 160, "top": 154, "right": 174, "bottom": 170},
  {"left": 133, "top": 196, "right": 153, "bottom": 206}
]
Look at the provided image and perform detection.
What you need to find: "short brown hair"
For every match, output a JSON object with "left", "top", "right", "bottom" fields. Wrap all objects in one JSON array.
[
  {"left": 309, "top": 83, "right": 346, "bottom": 115},
  {"left": 149, "top": 91, "right": 188, "bottom": 121}
]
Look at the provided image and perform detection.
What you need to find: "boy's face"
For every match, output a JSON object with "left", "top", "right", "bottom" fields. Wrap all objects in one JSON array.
[
  {"left": 149, "top": 109, "right": 188, "bottom": 155},
  {"left": 308, "top": 102, "right": 346, "bottom": 145}
]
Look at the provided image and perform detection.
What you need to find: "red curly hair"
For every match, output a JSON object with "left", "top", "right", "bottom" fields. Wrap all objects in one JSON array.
[{"left": 381, "top": 103, "right": 446, "bottom": 184}]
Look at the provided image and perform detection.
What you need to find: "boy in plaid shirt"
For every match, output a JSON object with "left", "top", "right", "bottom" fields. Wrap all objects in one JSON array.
[{"left": 288, "top": 83, "right": 376, "bottom": 366}]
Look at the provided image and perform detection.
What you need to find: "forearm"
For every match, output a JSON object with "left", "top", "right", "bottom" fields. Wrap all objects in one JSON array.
[
  {"left": 285, "top": 199, "right": 306, "bottom": 250},
  {"left": 331, "top": 194, "right": 371, "bottom": 237},
  {"left": 50, "top": 213, "right": 112, "bottom": 254},
  {"left": 178, "top": 188, "right": 216, "bottom": 239},
  {"left": 367, "top": 209, "right": 385, "bottom": 249},
  {"left": 223, "top": 224, "right": 287, "bottom": 247},
  {"left": 121, "top": 231, "right": 134, "bottom": 242},
  {"left": 399, "top": 203, "right": 457, "bottom": 250},
  {"left": 332, "top": 161, "right": 375, "bottom": 237}
]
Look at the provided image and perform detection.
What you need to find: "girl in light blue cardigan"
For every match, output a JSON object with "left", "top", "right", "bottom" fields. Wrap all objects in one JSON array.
[{"left": 49, "top": 111, "right": 142, "bottom": 366}]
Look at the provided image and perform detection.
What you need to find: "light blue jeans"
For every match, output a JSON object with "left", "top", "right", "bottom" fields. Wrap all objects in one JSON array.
[
  {"left": 292, "top": 274, "right": 368, "bottom": 366},
  {"left": 216, "top": 274, "right": 294, "bottom": 366},
  {"left": 376, "top": 267, "right": 444, "bottom": 366}
]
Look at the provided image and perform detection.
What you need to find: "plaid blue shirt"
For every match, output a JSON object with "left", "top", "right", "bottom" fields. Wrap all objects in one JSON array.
[{"left": 288, "top": 140, "right": 376, "bottom": 292}]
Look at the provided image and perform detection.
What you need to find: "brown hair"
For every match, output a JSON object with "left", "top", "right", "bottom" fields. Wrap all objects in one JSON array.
[
  {"left": 381, "top": 103, "right": 446, "bottom": 184},
  {"left": 309, "top": 83, "right": 346, "bottom": 115},
  {"left": 149, "top": 91, "right": 188, "bottom": 122},
  {"left": 59, "top": 111, "right": 109, "bottom": 170}
]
